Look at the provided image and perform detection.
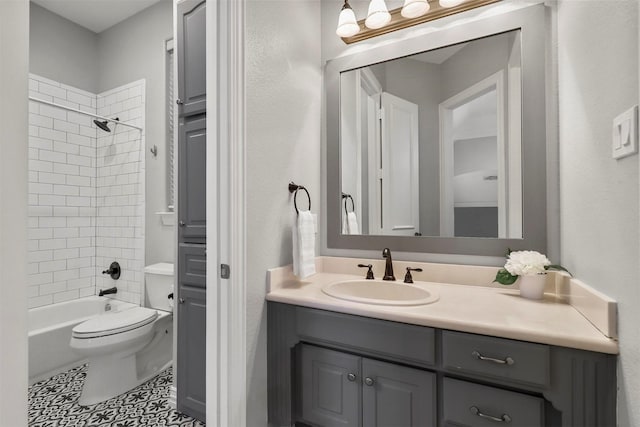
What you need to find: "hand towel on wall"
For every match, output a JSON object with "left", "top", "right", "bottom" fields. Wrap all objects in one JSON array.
[
  {"left": 342, "top": 212, "right": 349, "bottom": 234},
  {"left": 292, "top": 210, "right": 316, "bottom": 279},
  {"left": 346, "top": 212, "right": 360, "bottom": 235}
]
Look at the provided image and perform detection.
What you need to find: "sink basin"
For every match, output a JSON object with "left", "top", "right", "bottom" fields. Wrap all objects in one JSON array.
[{"left": 322, "top": 280, "right": 438, "bottom": 306}]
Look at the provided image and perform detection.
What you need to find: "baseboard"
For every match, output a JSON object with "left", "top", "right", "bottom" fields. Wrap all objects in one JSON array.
[{"left": 168, "top": 385, "right": 177, "bottom": 409}]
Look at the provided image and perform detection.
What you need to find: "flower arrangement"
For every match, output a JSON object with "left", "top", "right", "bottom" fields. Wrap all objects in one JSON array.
[{"left": 494, "top": 250, "right": 570, "bottom": 285}]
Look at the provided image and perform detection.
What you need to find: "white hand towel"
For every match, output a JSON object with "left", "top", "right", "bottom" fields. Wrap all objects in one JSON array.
[
  {"left": 292, "top": 210, "right": 316, "bottom": 279},
  {"left": 342, "top": 212, "right": 349, "bottom": 234},
  {"left": 346, "top": 212, "right": 360, "bottom": 235}
]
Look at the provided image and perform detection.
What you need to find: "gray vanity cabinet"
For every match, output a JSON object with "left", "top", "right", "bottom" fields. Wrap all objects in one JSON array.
[
  {"left": 177, "top": 115, "right": 206, "bottom": 243},
  {"left": 176, "top": 0, "right": 206, "bottom": 116},
  {"left": 299, "top": 344, "right": 436, "bottom": 427},
  {"left": 268, "top": 302, "right": 617, "bottom": 427}
]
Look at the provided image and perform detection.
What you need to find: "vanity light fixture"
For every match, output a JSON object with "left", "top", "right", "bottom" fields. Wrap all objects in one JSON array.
[
  {"left": 338, "top": 0, "right": 501, "bottom": 44},
  {"left": 336, "top": 0, "right": 360, "bottom": 38},
  {"left": 365, "top": 0, "right": 392, "bottom": 29}
]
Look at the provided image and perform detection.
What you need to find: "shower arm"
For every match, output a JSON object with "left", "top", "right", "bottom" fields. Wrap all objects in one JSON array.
[{"left": 28, "top": 96, "right": 143, "bottom": 132}]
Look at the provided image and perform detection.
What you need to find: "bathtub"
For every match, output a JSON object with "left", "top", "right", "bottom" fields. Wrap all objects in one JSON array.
[{"left": 28, "top": 296, "right": 136, "bottom": 384}]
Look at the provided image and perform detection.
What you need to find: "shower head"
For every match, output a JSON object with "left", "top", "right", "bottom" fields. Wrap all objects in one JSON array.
[{"left": 93, "top": 117, "right": 119, "bottom": 133}]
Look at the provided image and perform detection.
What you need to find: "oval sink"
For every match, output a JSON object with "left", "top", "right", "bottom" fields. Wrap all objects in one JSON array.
[{"left": 322, "top": 280, "right": 438, "bottom": 306}]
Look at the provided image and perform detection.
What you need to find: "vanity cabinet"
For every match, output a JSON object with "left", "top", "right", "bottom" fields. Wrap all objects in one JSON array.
[
  {"left": 176, "top": 0, "right": 206, "bottom": 421},
  {"left": 298, "top": 344, "right": 436, "bottom": 427},
  {"left": 268, "top": 302, "right": 617, "bottom": 427}
]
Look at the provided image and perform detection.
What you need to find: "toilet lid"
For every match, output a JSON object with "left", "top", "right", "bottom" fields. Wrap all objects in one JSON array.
[{"left": 72, "top": 307, "right": 158, "bottom": 338}]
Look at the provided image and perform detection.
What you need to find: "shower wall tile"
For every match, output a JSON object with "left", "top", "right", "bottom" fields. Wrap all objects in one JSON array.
[{"left": 28, "top": 74, "right": 146, "bottom": 309}]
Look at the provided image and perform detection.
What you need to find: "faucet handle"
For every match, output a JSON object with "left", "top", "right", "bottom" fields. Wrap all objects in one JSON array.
[
  {"left": 404, "top": 267, "right": 423, "bottom": 284},
  {"left": 357, "top": 264, "right": 375, "bottom": 280}
]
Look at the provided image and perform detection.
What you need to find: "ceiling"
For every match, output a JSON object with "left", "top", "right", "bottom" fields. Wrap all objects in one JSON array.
[{"left": 32, "top": 0, "right": 165, "bottom": 33}]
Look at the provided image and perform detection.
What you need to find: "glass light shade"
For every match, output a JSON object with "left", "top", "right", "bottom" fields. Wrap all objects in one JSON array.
[
  {"left": 401, "top": 0, "right": 430, "bottom": 18},
  {"left": 439, "top": 0, "right": 465, "bottom": 7},
  {"left": 365, "top": 0, "right": 391, "bottom": 29},
  {"left": 336, "top": 6, "right": 360, "bottom": 38}
]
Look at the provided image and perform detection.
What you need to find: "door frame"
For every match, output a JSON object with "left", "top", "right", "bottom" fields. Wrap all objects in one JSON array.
[{"left": 438, "top": 70, "right": 506, "bottom": 237}]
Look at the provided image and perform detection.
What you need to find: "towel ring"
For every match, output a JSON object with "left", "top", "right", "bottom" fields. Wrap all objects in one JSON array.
[
  {"left": 342, "top": 193, "right": 355, "bottom": 215},
  {"left": 289, "top": 182, "right": 311, "bottom": 214}
]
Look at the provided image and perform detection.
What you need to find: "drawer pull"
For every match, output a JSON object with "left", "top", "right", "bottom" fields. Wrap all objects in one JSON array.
[
  {"left": 472, "top": 350, "right": 514, "bottom": 365},
  {"left": 364, "top": 377, "right": 375, "bottom": 386},
  {"left": 469, "top": 406, "right": 512, "bottom": 423},
  {"left": 347, "top": 373, "right": 357, "bottom": 382}
]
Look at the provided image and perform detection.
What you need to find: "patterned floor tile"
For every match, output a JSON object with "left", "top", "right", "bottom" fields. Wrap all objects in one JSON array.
[{"left": 28, "top": 366, "right": 205, "bottom": 427}]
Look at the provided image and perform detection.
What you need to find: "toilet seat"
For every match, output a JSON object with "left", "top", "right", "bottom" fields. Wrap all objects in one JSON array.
[{"left": 72, "top": 307, "right": 158, "bottom": 339}]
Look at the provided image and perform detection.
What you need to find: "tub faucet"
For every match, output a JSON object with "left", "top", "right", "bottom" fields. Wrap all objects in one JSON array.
[
  {"left": 382, "top": 248, "right": 395, "bottom": 281},
  {"left": 99, "top": 287, "right": 118, "bottom": 297}
]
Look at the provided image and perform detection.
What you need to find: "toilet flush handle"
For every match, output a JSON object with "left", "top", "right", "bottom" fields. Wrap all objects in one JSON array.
[{"left": 179, "top": 298, "right": 185, "bottom": 304}]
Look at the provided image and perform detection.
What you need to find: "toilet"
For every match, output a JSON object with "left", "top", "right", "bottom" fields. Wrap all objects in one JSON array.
[{"left": 70, "top": 263, "right": 174, "bottom": 406}]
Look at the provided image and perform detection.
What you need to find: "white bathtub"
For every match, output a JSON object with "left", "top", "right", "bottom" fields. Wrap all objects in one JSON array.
[{"left": 28, "top": 296, "right": 136, "bottom": 384}]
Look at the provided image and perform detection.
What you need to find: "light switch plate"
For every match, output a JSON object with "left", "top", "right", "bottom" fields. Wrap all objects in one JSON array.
[{"left": 612, "top": 105, "right": 638, "bottom": 159}]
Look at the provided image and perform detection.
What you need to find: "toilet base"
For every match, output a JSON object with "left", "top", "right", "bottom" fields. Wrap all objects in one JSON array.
[{"left": 79, "top": 353, "right": 139, "bottom": 406}]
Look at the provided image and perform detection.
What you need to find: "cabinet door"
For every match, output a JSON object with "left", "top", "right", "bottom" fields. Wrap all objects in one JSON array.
[
  {"left": 178, "top": 243, "right": 206, "bottom": 288},
  {"left": 176, "top": 285, "right": 206, "bottom": 422},
  {"left": 362, "top": 358, "right": 436, "bottom": 427},
  {"left": 177, "top": 0, "right": 206, "bottom": 116},
  {"left": 178, "top": 115, "right": 206, "bottom": 242},
  {"left": 300, "top": 345, "right": 361, "bottom": 427}
]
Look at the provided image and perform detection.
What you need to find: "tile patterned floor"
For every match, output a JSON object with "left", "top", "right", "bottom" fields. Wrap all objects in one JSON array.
[{"left": 28, "top": 365, "right": 205, "bottom": 427}]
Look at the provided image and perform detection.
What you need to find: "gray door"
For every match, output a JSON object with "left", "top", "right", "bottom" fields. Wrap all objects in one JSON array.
[
  {"left": 177, "top": 0, "right": 206, "bottom": 116},
  {"left": 300, "top": 345, "right": 361, "bottom": 427},
  {"left": 176, "top": 285, "right": 206, "bottom": 422},
  {"left": 362, "top": 358, "right": 436, "bottom": 427},
  {"left": 178, "top": 115, "right": 206, "bottom": 243}
]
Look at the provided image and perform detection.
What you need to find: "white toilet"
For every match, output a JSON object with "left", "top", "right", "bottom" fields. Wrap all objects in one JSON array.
[{"left": 70, "top": 263, "right": 175, "bottom": 406}]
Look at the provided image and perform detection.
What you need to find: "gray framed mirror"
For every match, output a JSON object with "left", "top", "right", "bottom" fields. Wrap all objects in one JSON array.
[{"left": 326, "top": 4, "right": 547, "bottom": 256}]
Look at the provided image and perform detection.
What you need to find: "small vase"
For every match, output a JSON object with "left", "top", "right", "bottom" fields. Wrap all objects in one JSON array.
[{"left": 517, "top": 274, "right": 547, "bottom": 300}]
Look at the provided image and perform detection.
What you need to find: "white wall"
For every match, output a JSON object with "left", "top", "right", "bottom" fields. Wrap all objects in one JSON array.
[
  {"left": 97, "top": 0, "right": 174, "bottom": 267},
  {"left": 556, "top": 1, "right": 639, "bottom": 425},
  {"left": 29, "top": 3, "right": 99, "bottom": 93},
  {"left": 245, "top": 0, "right": 322, "bottom": 424},
  {"left": 0, "top": 0, "right": 29, "bottom": 424}
]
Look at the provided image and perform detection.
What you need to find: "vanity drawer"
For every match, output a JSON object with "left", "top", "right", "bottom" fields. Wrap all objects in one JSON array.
[
  {"left": 178, "top": 243, "right": 206, "bottom": 288},
  {"left": 443, "top": 378, "right": 544, "bottom": 427},
  {"left": 442, "top": 330, "right": 549, "bottom": 387},
  {"left": 296, "top": 307, "right": 435, "bottom": 366}
]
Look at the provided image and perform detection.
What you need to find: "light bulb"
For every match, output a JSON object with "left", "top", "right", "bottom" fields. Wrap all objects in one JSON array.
[
  {"left": 365, "top": 0, "right": 391, "bottom": 29},
  {"left": 439, "top": 0, "right": 465, "bottom": 8},
  {"left": 336, "top": 2, "right": 360, "bottom": 38},
  {"left": 401, "top": 0, "right": 430, "bottom": 18}
]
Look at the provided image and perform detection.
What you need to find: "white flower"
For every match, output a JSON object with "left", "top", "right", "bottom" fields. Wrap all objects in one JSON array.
[{"left": 504, "top": 250, "right": 550, "bottom": 276}]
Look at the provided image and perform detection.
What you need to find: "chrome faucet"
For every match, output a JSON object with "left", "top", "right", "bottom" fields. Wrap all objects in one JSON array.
[{"left": 382, "top": 248, "right": 395, "bottom": 281}]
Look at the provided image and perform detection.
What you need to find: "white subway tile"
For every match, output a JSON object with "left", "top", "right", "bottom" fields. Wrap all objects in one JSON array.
[
  {"left": 54, "top": 119, "right": 80, "bottom": 134},
  {"left": 30, "top": 136, "right": 53, "bottom": 150},
  {"left": 31, "top": 160, "right": 53, "bottom": 173},
  {"left": 29, "top": 125, "right": 39, "bottom": 137},
  {"left": 28, "top": 295, "right": 53, "bottom": 309},
  {"left": 28, "top": 250, "right": 53, "bottom": 263},
  {"left": 39, "top": 149, "right": 66, "bottom": 163},
  {"left": 28, "top": 228, "right": 53, "bottom": 240},
  {"left": 53, "top": 228, "right": 79, "bottom": 238},
  {"left": 38, "top": 194, "right": 66, "bottom": 206},
  {"left": 67, "top": 154, "right": 91, "bottom": 167},
  {"left": 29, "top": 272, "right": 53, "bottom": 286},
  {"left": 30, "top": 113, "right": 53, "bottom": 129},
  {"left": 38, "top": 104, "right": 67, "bottom": 121},
  {"left": 39, "top": 239, "right": 67, "bottom": 250},
  {"left": 53, "top": 141, "right": 80, "bottom": 155},
  {"left": 53, "top": 163, "right": 79, "bottom": 175},
  {"left": 39, "top": 83, "right": 67, "bottom": 100},
  {"left": 39, "top": 127, "right": 67, "bottom": 142},
  {"left": 53, "top": 97, "right": 79, "bottom": 110},
  {"left": 54, "top": 269, "right": 79, "bottom": 282},
  {"left": 54, "top": 248, "right": 79, "bottom": 260},
  {"left": 66, "top": 196, "right": 90, "bottom": 207},
  {"left": 67, "top": 237, "right": 91, "bottom": 248},
  {"left": 39, "top": 217, "right": 66, "bottom": 228},
  {"left": 66, "top": 175, "right": 90, "bottom": 187},
  {"left": 29, "top": 182, "right": 53, "bottom": 194},
  {"left": 38, "top": 172, "right": 65, "bottom": 184},
  {"left": 68, "top": 257, "right": 91, "bottom": 269},
  {"left": 28, "top": 262, "right": 39, "bottom": 275},
  {"left": 67, "top": 133, "right": 91, "bottom": 146},
  {"left": 39, "top": 260, "right": 67, "bottom": 273},
  {"left": 39, "top": 282, "right": 67, "bottom": 295},
  {"left": 67, "top": 91, "right": 93, "bottom": 107},
  {"left": 53, "top": 184, "right": 79, "bottom": 196},
  {"left": 68, "top": 278, "right": 91, "bottom": 290},
  {"left": 53, "top": 290, "right": 80, "bottom": 304},
  {"left": 68, "top": 217, "right": 91, "bottom": 227},
  {"left": 28, "top": 206, "right": 53, "bottom": 216}
]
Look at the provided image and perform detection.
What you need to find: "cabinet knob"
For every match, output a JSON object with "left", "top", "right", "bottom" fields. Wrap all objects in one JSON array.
[
  {"left": 176, "top": 99, "right": 184, "bottom": 105},
  {"left": 364, "top": 377, "right": 374, "bottom": 386},
  {"left": 179, "top": 220, "right": 186, "bottom": 227},
  {"left": 179, "top": 298, "right": 185, "bottom": 304},
  {"left": 347, "top": 373, "right": 356, "bottom": 382}
]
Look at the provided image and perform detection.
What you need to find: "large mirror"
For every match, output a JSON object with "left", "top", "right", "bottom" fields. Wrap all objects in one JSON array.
[{"left": 326, "top": 5, "right": 547, "bottom": 256}]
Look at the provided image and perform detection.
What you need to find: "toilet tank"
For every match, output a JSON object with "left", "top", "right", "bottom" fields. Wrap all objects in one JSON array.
[{"left": 144, "top": 263, "right": 174, "bottom": 312}]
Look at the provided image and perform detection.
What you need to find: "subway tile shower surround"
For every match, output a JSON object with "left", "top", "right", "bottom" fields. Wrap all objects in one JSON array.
[{"left": 28, "top": 74, "right": 145, "bottom": 308}]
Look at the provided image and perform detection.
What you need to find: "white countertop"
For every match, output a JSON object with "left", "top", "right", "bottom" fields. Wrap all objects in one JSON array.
[{"left": 266, "top": 259, "right": 619, "bottom": 355}]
